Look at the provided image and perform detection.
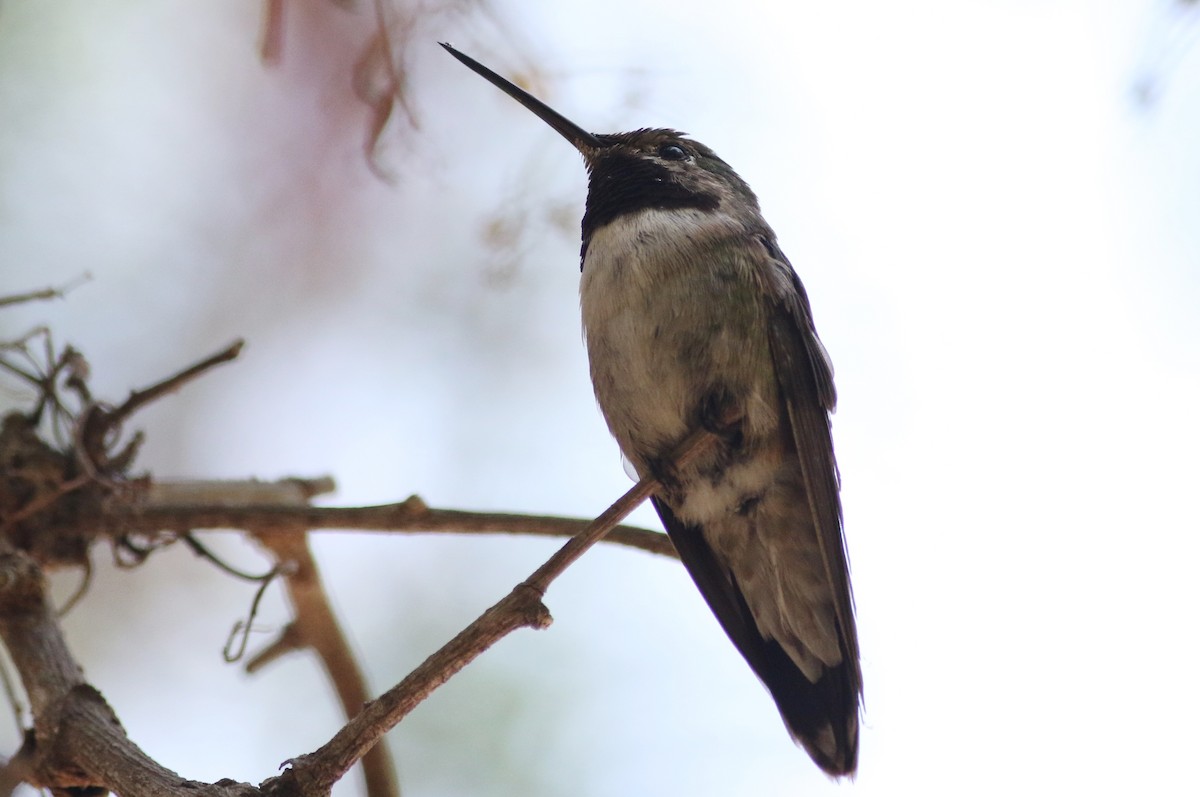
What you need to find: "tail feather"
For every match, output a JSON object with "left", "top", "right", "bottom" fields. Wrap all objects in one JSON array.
[{"left": 653, "top": 496, "right": 859, "bottom": 776}]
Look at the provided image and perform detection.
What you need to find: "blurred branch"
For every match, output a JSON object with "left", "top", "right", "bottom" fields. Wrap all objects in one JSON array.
[
  {"left": 0, "top": 275, "right": 89, "bottom": 309},
  {"left": 86, "top": 339, "right": 245, "bottom": 438},
  {"left": 354, "top": 0, "right": 420, "bottom": 180},
  {"left": 259, "top": 0, "right": 286, "bottom": 65},
  {"left": 108, "top": 486, "right": 677, "bottom": 559},
  {"left": 255, "top": 0, "right": 423, "bottom": 179},
  {"left": 253, "top": 528, "right": 398, "bottom": 797},
  {"left": 243, "top": 476, "right": 400, "bottom": 797}
]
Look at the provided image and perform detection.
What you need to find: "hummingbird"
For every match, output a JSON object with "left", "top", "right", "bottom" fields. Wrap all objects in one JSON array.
[{"left": 441, "top": 43, "right": 861, "bottom": 776}]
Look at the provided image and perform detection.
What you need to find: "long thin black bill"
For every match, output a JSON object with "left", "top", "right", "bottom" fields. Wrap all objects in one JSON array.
[{"left": 440, "top": 42, "right": 603, "bottom": 154}]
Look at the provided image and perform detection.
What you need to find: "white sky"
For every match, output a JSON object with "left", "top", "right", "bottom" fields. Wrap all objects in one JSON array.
[{"left": 1, "top": 2, "right": 1198, "bottom": 796}]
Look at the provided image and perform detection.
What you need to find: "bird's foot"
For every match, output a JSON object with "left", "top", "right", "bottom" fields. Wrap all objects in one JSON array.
[
  {"left": 645, "top": 454, "right": 684, "bottom": 500},
  {"left": 697, "top": 387, "right": 745, "bottom": 450}
]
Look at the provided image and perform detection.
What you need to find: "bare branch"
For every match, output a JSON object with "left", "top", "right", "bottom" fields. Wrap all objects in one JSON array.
[
  {"left": 267, "top": 582, "right": 550, "bottom": 797},
  {"left": 0, "top": 275, "right": 90, "bottom": 308},
  {"left": 222, "top": 565, "right": 284, "bottom": 663},
  {"left": 259, "top": 0, "right": 286, "bottom": 65},
  {"left": 146, "top": 478, "right": 337, "bottom": 505},
  {"left": 263, "top": 426, "right": 718, "bottom": 795},
  {"left": 0, "top": 541, "right": 257, "bottom": 797},
  {"left": 109, "top": 489, "right": 678, "bottom": 559},
  {"left": 97, "top": 339, "right": 245, "bottom": 432},
  {"left": 154, "top": 475, "right": 399, "bottom": 797},
  {"left": 254, "top": 528, "right": 399, "bottom": 797}
]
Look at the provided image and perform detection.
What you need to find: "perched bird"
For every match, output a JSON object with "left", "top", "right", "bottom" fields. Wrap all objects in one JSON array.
[{"left": 442, "top": 43, "right": 861, "bottom": 776}]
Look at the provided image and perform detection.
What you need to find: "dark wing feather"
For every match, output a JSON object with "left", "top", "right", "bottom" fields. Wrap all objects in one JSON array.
[
  {"left": 652, "top": 497, "right": 858, "bottom": 775},
  {"left": 756, "top": 234, "right": 858, "bottom": 663},
  {"left": 756, "top": 233, "right": 861, "bottom": 717}
]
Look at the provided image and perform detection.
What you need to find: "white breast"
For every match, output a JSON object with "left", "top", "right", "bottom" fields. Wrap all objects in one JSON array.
[
  {"left": 579, "top": 208, "right": 779, "bottom": 497},
  {"left": 580, "top": 210, "right": 711, "bottom": 463}
]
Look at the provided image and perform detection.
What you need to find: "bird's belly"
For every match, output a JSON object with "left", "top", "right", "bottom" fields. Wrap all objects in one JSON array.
[{"left": 580, "top": 210, "right": 782, "bottom": 521}]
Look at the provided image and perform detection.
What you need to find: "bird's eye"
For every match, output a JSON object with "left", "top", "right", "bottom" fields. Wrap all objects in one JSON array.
[{"left": 658, "top": 143, "right": 689, "bottom": 161}]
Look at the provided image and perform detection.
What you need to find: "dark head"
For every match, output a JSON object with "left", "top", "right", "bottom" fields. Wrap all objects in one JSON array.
[{"left": 440, "top": 43, "right": 761, "bottom": 258}]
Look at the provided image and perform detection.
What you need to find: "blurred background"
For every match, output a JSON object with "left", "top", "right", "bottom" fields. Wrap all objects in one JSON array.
[{"left": 1, "top": 1, "right": 1199, "bottom": 795}]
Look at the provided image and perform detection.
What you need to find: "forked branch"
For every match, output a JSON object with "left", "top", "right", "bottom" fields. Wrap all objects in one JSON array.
[{"left": 262, "top": 426, "right": 717, "bottom": 796}]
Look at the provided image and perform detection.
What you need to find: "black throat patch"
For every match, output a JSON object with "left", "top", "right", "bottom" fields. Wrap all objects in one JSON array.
[{"left": 580, "top": 151, "right": 719, "bottom": 265}]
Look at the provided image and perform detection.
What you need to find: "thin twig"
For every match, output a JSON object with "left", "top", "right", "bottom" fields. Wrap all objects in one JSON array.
[
  {"left": 244, "top": 622, "right": 302, "bottom": 674},
  {"left": 183, "top": 534, "right": 279, "bottom": 582},
  {"left": 0, "top": 475, "right": 89, "bottom": 535},
  {"left": 223, "top": 567, "right": 283, "bottom": 664},
  {"left": 55, "top": 557, "right": 93, "bottom": 617},
  {"left": 0, "top": 275, "right": 90, "bottom": 308},
  {"left": 259, "top": 0, "right": 285, "bottom": 65},
  {"left": 520, "top": 419, "right": 720, "bottom": 592},
  {"left": 100, "top": 340, "right": 245, "bottom": 431},
  {"left": 113, "top": 498, "right": 678, "bottom": 559}
]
